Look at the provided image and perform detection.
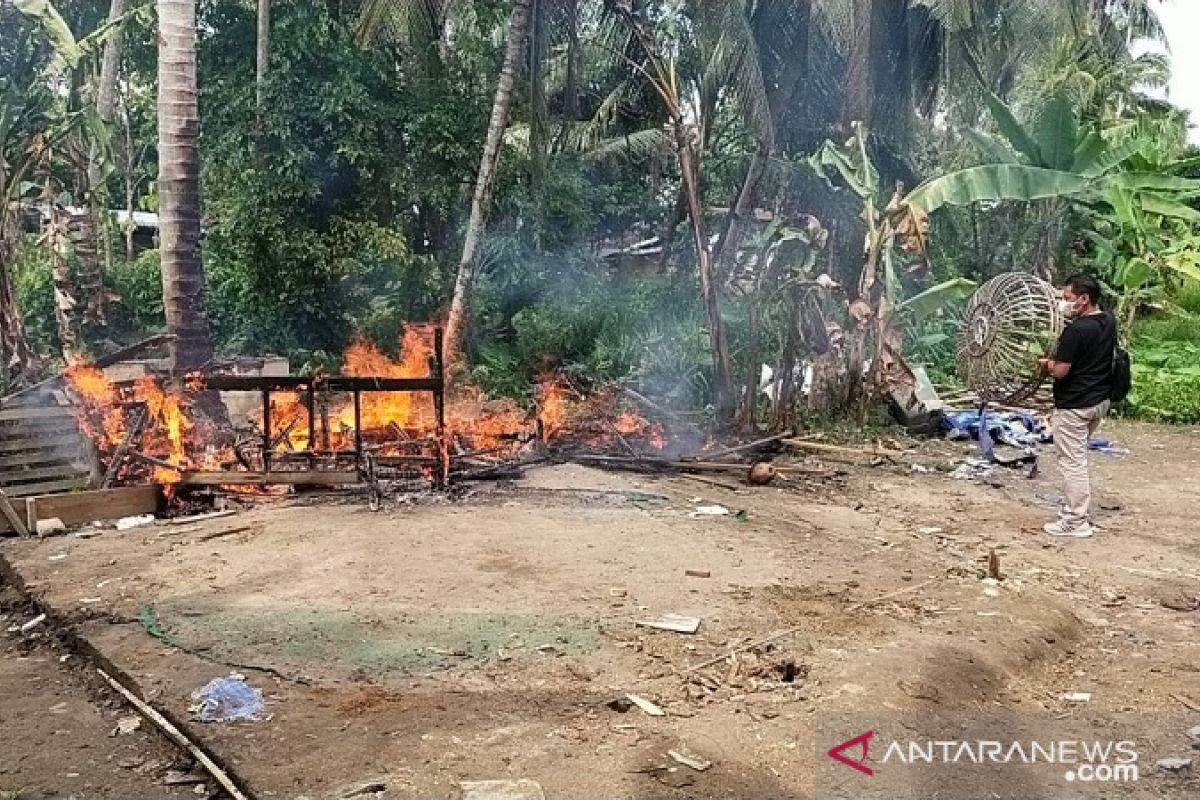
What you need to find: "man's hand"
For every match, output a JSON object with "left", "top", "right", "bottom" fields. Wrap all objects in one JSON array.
[{"left": 1039, "top": 358, "right": 1071, "bottom": 379}]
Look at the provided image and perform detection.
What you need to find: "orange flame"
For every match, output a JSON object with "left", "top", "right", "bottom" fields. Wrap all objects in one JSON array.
[
  {"left": 65, "top": 323, "right": 670, "bottom": 493},
  {"left": 66, "top": 366, "right": 125, "bottom": 447},
  {"left": 536, "top": 376, "right": 568, "bottom": 442}
]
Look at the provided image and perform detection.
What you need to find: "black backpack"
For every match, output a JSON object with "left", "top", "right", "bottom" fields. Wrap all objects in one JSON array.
[
  {"left": 1111, "top": 345, "right": 1132, "bottom": 404},
  {"left": 1108, "top": 312, "right": 1131, "bottom": 404}
]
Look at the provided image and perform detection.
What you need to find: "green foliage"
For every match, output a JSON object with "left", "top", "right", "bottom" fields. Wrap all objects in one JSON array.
[
  {"left": 1125, "top": 339, "right": 1200, "bottom": 423},
  {"left": 108, "top": 249, "right": 166, "bottom": 338},
  {"left": 1173, "top": 281, "right": 1200, "bottom": 316},
  {"left": 13, "top": 238, "right": 56, "bottom": 358},
  {"left": 199, "top": 0, "right": 471, "bottom": 356}
]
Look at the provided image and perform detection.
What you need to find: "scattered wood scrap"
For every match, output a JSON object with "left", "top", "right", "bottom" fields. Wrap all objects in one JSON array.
[
  {"left": 667, "top": 750, "right": 712, "bottom": 772},
  {"left": 170, "top": 509, "right": 237, "bottom": 525},
  {"left": 847, "top": 577, "right": 940, "bottom": 612},
  {"left": 625, "top": 693, "right": 665, "bottom": 716},
  {"left": 680, "top": 431, "right": 793, "bottom": 462},
  {"left": 0, "top": 487, "right": 29, "bottom": 537},
  {"left": 683, "top": 627, "right": 801, "bottom": 674},
  {"left": 198, "top": 524, "right": 256, "bottom": 542},
  {"left": 1170, "top": 693, "right": 1200, "bottom": 713},
  {"left": 782, "top": 438, "right": 911, "bottom": 462},
  {"left": 637, "top": 614, "right": 701, "bottom": 634}
]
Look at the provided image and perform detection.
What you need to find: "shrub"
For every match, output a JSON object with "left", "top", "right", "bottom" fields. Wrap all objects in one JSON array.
[{"left": 1122, "top": 339, "right": 1200, "bottom": 423}]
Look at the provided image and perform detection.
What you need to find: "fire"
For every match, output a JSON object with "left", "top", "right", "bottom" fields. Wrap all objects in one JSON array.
[
  {"left": 133, "top": 376, "right": 190, "bottom": 486},
  {"left": 536, "top": 375, "right": 568, "bottom": 441},
  {"left": 614, "top": 409, "right": 667, "bottom": 450},
  {"left": 66, "top": 366, "right": 125, "bottom": 447},
  {"left": 65, "top": 322, "right": 670, "bottom": 495},
  {"left": 337, "top": 327, "right": 435, "bottom": 434}
]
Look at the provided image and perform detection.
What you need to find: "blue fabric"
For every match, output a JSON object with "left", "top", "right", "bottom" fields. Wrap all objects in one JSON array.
[
  {"left": 940, "top": 409, "right": 1044, "bottom": 446},
  {"left": 941, "top": 408, "right": 1123, "bottom": 455}
]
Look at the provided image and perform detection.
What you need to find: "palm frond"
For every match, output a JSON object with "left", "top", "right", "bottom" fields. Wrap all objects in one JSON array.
[
  {"left": 694, "top": 0, "right": 774, "bottom": 147},
  {"left": 581, "top": 127, "right": 669, "bottom": 163},
  {"left": 356, "top": 0, "right": 440, "bottom": 45}
]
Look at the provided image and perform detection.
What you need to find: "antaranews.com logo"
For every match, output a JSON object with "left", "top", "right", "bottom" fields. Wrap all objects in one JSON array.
[{"left": 826, "top": 729, "right": 1139, "bottom": 784}]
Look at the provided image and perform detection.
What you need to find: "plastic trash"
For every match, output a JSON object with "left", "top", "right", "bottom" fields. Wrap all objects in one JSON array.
[
  {"left": 115, "top": 514, "right": 155, "bottom": 530},
  {"left": 691, "top": 505, "right": 730, "bottom": 517},
  {"left": 189, "top": 677, "right": 264, "bottom": 722}
]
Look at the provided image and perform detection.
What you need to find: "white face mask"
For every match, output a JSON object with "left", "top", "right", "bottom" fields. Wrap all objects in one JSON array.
[{"left": 1059, "top": 299, "right": 1080, "bottom": 319}]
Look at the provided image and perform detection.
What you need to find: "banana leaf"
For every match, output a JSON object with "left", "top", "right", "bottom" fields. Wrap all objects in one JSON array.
[
  {"left": 904, "top": 165, "right": 1091, "bottom": 214},
  {"left": 1139, "top": 195, "right": 1200, "bottom": 223},
  {"left": 982, "top": 90, "right": 1043, "bottom": 165},
  {"left": 1033, "top": 92, "right": 1077, "bottom": 172},
  {"left": 898, "top": 277, "right": 977, "bottom": 322}
]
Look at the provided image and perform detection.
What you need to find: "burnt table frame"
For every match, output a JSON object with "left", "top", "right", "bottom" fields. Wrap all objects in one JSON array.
[{"left": 197, "top": 328, "right": 448, "bottom": 487}]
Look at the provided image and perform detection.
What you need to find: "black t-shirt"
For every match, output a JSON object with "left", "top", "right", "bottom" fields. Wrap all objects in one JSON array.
[{"left": 1053, "top": 312, "right": 1116, "bottom": 409}]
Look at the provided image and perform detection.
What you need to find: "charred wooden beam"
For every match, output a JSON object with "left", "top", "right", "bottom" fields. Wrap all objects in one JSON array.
[
  {"left": 101, "top": 403, "right": 148, "bottom": 488},
  {"left": 178, "top": 470, "right": 361, "bottom": 486},
  {"left": 198, "top": 376, "right": 442, "bottom": 393}
]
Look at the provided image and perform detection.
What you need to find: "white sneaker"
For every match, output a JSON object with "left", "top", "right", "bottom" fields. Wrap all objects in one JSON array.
[{"left": 1043, "top": 520, "right": 1094, "bottom": 538}]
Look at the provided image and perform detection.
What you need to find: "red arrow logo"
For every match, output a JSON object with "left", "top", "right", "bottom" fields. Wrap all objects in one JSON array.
[{"left": 827, "top": 730, "right": 875, "bottom": 776}]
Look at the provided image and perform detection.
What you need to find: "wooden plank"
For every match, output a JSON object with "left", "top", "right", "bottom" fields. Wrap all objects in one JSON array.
[
  {"left": 0, "top": 432, "right": 85, "bottom": 454},
  {"left": 0, "top": 406, "right": 76, "bottom": 422},
  {"left": 3, "top": 476, "right": 91, "bottom": 498},
  {"left": 0, "top": 488, "right": 29, "bottom": 537},
  {"left": 636, "top": 614, "right": 702, "bottom": 634},
  {"left": 0, "top": 449, "right": 83, "bottom": 469},
  {"left": 23, "top": 485, "right": 160, "bottom": 528},
  {"left": 179, "top": 470, "right": 360, "bottom": 486},
  {"left": 0, "top": 463, "right": 91, "bottom": 486},
  {"left": 0, "top": 417, "right": 81, "bottom": 434}
]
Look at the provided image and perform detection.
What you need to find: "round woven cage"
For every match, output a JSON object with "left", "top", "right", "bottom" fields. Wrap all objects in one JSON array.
[{"left": 955, "top": 272, "right": 1064, "bottom": 405}]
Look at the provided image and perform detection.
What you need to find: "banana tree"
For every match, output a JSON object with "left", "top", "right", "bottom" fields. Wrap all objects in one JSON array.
[
  {"left": 808, "top": 123, "right": 930, "bottom": 423},
  {"left": 3, "top": 0, "right": 125, "bottom": 385},
  {"left": 1085, "top": 186, "right": 1200, "bottom": 328},
  {"left": 906, "top": 89, "right": 1200, "bottom": 215},
  {"left": 903, "top": 88, "right": 1200, "bottom": 325}
]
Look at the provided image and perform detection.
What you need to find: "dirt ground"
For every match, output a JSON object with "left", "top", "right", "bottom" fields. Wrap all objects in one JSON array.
[{"left": 2, "top": 420, "right": 1198, "bottom": 799}]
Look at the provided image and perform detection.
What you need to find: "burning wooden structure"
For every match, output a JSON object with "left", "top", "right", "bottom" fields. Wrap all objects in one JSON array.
[
  {"left": 57, "top": 324, "right": 669, "bottom": 503},
  {"left": 189, "top": 328, "right": 448, "bottom": 487}
]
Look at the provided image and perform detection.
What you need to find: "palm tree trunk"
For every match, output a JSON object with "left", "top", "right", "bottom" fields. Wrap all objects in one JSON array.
[
  {"left": 443, "top": 0, "right": 533, "bottom": 368},
  {"left": 656, "top": 183, "right": 687, "bottom": 274},
  {"left": 256, "top": 0, "right": 270, "bottom": 126},
  {"left": 677, "top": 134, "right": 736, "bottom": 424},
  {"left": 158, "top": 0, "right": 214, "bottom": 372},
  {"left": 842, "top": 0, "right": 873, "bottom": 128},
  {"left": 97, "top": 0, "right": 127, "bottom": 122},
  {"left": 562, "top": 0, "right": 579, "bottom": 121},
  {"left": 869, "top": 0, "right": 911, "bottom": 141}
]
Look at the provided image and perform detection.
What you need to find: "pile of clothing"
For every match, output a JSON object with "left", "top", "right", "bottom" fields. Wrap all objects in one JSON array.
[{"left": 940, "top": 408, "right": 1124, "bottom": 456}]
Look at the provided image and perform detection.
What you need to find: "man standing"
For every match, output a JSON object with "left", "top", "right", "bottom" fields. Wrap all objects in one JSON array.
[{"left": 1038, "top": 274, "right": 1117, "bottom": 538}]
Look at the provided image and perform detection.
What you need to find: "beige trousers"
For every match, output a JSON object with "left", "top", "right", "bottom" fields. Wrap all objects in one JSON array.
[{"left": 1053, "top": 401, "right": 1110, "bottom": 525}]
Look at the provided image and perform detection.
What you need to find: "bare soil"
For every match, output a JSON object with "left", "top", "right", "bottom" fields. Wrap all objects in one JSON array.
[
  {"left": 2, "top": 421, "right": 1198, "bottom": 799},
  {"left": 0, "top": 585, "right": 197, "bottom": 798}
]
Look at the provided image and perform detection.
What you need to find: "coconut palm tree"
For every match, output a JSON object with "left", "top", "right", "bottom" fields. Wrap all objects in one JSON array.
[
  {"left": 443, "top": 0, "right": 533, "bottom": 366},
  {"left": 157, "top": 0, "right": 214, "bottom": 371}
]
